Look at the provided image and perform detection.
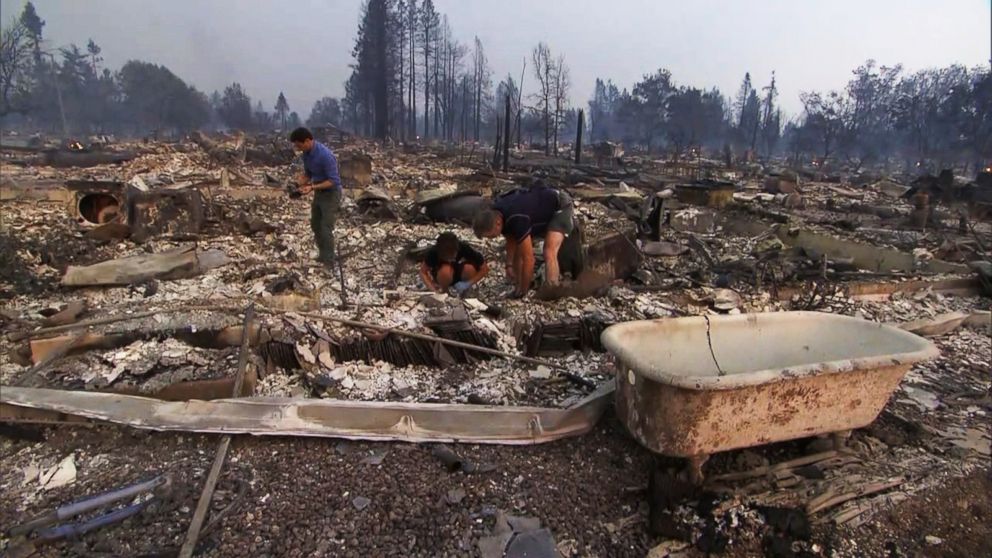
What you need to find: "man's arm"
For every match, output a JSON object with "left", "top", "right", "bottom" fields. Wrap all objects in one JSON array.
[
  {"left": 313, "top": 152, "right": 340, "bottom": 191},
  {"left": 514, "top": 236, "right": 535, "bottom": 296},
  {"left": 505, "top": 237, "right": 518, "bottom": 283}
]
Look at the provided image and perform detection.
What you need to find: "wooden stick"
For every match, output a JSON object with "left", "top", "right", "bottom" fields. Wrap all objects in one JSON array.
[
  {"left": 707, "top": 450, "right": 840, "bottom": 483},
  {"left": 178, "top": 305, "right": 254, "bottom": 558},
  {"left": 10, "top": 305, "right": 239, "bottom": 341},
  {"left": 806, "top": 478, "right": 904, "bottom": 515},
  {"left": 15, "top": 333, "right": 84, "bottom": 387}
]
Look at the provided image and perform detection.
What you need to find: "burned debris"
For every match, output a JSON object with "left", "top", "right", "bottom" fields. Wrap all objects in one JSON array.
[{"left": 1, "top": 131, "right": 987, "bottom": 557}]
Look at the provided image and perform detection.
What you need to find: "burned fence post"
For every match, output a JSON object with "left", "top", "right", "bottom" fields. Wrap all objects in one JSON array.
[
  {"left": 503, "top": 94, "right": 511, "bottom": 172},
  {"left": 575, "top": 109, "right": 584, "bottom": 165}
]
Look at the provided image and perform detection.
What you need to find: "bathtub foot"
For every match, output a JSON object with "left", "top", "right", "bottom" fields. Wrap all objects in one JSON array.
[
  {"left": 832, "top": 430, "right": 852, "bottom": 450},
  {"left": 686, "top": 454, "right": 710, "bottom": 485}
]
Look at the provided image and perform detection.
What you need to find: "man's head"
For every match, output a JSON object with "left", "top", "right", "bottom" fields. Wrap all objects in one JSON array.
[
  {"left": 289, "top": 127, "right": 315, "bottom": 152},
  {"left": 472, "top": 210, "right": 503, "bottom": 239},
  {"left": 435, "top": 232, "right": 459, "bottom": 261}
]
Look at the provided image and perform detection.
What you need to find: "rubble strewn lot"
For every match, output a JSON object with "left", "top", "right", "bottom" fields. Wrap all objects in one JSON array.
[{"left": 1, "top": 134, "right": 989, "bottom": 557}]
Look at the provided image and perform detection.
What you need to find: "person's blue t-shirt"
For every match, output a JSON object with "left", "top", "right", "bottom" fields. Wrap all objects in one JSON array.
[{"left": 302, "top": 141, "right": 342, "bottom": 190}]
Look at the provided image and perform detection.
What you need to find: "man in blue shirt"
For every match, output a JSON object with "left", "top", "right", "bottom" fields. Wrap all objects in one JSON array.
[
  {"left": 472, "top": 181, "right": 576, "bottom": 298},
  {"left": 290, "top": 127, "right": 343, "bottom": 264}
]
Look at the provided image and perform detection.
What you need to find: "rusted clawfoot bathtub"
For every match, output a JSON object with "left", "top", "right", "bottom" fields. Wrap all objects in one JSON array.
[{"left": 601, "top": 312, "right": 939, "bottom": 483}]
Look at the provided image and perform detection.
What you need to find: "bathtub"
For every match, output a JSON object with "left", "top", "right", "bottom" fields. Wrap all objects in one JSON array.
[{"left": 601, "top": 311, "right": 939, "bottom": 482}]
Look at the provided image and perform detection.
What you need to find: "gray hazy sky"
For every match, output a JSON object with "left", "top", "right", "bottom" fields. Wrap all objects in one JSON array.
[{"left": 2, "top": 0, "right": 989, "bottom": 119}]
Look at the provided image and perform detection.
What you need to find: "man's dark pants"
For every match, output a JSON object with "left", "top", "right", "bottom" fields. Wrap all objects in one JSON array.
[{"left": 311, "top": 188, "right": 342, "bottom": 263}]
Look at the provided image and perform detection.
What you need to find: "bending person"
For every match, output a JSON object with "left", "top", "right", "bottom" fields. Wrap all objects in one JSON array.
[
  {"left": 473, "top": 183, "right": 575, "bottom": 298},
  {"left": 419, "top": 232, "right": 489, "bottom": 295}
]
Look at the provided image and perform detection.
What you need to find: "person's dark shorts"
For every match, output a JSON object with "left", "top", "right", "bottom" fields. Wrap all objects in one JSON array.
[
  {"left": 547, "top": 190, "right": 575, "bottom": 236},
  {"left": 430, "top": 262, "right": 468, "bottom": 283}
]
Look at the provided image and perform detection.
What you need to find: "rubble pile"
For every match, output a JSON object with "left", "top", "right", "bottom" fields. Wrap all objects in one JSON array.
[{"left": 0, "top": 134, "right": 989, "bottom": 556}]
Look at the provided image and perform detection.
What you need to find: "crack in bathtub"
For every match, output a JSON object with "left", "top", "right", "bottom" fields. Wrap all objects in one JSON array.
[{"left": 704, "top": 314, "right": 726, "bottom": 376}]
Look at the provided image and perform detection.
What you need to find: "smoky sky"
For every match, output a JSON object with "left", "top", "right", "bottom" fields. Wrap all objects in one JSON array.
[{"left": 2, "top": 0, "right": 989, "bottom": 119}]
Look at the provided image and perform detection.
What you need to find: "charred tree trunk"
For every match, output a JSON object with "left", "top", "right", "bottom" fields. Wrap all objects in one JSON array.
[
  {"left": 574, "top": 109, "right": 583, "bottom": 164},
  {"left": 398, "top": 23, "right": 405, "bottom": 142},
  {"left": 461, "top": 79, "right": 468, "bottom": 142},
  {"left": 503, "top": 94, "right": 511, "bottom": 171},
  {"left": 423, "top": 25, "right": 430, "bottom": 138},
  {"left": 493, "top": 119, "right": 501, "bottom": 167},
  {"left": 434, "top": 38, "right": 441, "bottom": 136},
  {"left": 409, "top": 13, "right": 416, "bottom": 139}
]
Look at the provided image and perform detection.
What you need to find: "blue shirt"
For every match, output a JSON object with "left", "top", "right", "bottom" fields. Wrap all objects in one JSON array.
[{"left": 302, "top": 141, "right": 342, "bottom": 190}]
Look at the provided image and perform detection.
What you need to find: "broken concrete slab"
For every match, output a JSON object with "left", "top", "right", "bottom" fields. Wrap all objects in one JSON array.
[{"left": 62, "top": 247, "right": 229, "bottom": 287}]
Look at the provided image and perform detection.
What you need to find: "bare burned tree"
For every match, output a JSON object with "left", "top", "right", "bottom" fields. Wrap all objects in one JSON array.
[
  {"left": 471, "top": 36, "right": 491, "bottom": 142},
  {"left": 531, "top": 42, "right": 553, "bottom": 154},
  {"left": 420, "top": 0, "right": 439, "bottom": 138},
  {"left": 0, "top": 18, "right": 34, "bottom": 117},
  {"left": 274, "top": 92, "right": 289, "bottom": 130},
  {"left": 406, "top": 0, "right": 418, "bottom": 138},
  {"left": 551, "top": 54, "right": 571, "bottom": 155}
]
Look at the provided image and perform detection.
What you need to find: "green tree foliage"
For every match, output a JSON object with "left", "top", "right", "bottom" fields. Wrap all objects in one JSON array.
[
  {"left": 118, "top": 60, "right": 210, "bottom": 133},
  {"left": 307, "top": 96, "right": 342, "bottom": 127},
  {"left": 217, "top": 82, "right": 253, "bottom": 130}
]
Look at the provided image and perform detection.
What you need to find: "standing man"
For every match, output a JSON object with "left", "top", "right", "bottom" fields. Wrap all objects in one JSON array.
[
  {"left": 472, "top": 182, "right": 576, "bottom": 298},
  {"left": 290, "top": 127, "right": 343, "bottom": 265}
]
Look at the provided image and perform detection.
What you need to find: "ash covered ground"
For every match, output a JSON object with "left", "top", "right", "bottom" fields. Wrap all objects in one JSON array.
[{"left": 1, "top": 135, "right": 989, "bottom": 557}]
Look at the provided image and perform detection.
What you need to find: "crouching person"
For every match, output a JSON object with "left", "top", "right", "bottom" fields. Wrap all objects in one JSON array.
[{"left": 419, "top": 232, "right": 489, "bottom": 295}]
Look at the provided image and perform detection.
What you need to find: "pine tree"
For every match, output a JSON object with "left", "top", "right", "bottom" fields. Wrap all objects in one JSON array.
[
  {"left": 420, "top": 0, "right": 438, "bottom": 138},
  {"left": 19, "top": 2, "right": 44, "bottom": 61},
  {"left": 274, "top": 91, "right": 290, "bottom": 129}
]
